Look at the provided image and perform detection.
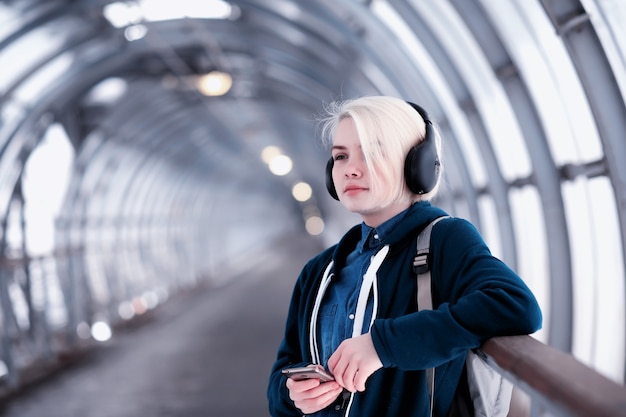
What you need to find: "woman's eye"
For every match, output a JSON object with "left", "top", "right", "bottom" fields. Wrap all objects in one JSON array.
[{"left": 333, "top": 154, "right": 346, "bottom": 161}]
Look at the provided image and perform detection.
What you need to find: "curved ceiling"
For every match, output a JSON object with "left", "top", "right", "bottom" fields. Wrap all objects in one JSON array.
[{"left": 0, "top": 0, "right": 625, "bottom": 383}]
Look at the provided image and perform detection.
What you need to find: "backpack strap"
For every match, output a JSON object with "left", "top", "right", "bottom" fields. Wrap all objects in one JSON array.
[
  {"left": 414, "top": 216, "right": 449, "bottom": 417},
  {"left": 414, "top": 216, "right": 449, "bottom": 310}
]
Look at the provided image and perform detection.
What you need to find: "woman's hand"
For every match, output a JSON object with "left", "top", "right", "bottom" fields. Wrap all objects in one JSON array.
[
  {"left": 327, "top": 333, "right": 383, "bottom": 393},
  {"left": 286, "top": 369, "right": 343, "bottom": 414}
]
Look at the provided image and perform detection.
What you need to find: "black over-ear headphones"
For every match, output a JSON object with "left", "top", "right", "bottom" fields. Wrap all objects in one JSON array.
[{"left": 325, "top": 101, "right": 440, "bottom": 200}]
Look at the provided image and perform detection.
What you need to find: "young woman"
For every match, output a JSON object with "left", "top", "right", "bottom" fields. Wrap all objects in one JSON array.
[{"left": 267, "top": 96, "right": 542, "bottom": 417}]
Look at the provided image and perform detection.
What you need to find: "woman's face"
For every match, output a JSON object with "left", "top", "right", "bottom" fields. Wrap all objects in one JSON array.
[{"left": 331, "top": 118, "right": 411, "bottom": 227}]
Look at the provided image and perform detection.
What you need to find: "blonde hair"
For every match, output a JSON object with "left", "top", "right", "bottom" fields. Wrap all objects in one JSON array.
[{"left": 320, "top": 96, "right": 442, "bottom": 204}]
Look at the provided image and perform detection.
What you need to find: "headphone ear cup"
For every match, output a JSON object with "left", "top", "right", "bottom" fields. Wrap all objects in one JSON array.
[
  {"left": 325, "top": 157, "right": 339, "bottom": 200},
  {"left": 403, "top": 103, "right": 441, "bottom": 194}
]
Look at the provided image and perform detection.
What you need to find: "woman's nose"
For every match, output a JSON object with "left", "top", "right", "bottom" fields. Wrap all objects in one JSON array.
[{"left": 344, "top": 162, "right": 362, "bottom": 177}]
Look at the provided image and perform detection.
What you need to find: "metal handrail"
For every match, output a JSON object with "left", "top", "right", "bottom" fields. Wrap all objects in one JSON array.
[{"left": 480, "top": 335, "right": 626, "bottom": 417}]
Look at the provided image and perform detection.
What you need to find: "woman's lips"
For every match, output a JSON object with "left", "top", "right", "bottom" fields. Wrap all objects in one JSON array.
[{"left": 344, "top": 185, "right": 367, "bottom": 195}]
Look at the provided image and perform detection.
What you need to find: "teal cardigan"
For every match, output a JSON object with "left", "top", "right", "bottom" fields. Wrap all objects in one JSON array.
[{"left": 268, "top": 202, "right": 542, "bottom": 417}]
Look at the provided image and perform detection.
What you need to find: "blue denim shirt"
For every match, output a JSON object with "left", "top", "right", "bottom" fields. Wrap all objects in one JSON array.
[{"left": 318, "top": 208, "right": 410, "bottom": 369}]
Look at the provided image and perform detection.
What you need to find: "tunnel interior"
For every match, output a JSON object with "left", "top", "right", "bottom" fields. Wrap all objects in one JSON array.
[{"left": 0, "top": 0, "right": 624, "bottom": 398}]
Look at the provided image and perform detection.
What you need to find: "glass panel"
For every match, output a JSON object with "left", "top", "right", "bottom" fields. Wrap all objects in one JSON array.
[
  {"left": 405, "top": 0, "right": 532, "bottom": 181},
  {"left": 587, "top": 177, "right": 625, "bottom": 383},
  {"left": 509, "top": 186, "right": 550, "bottom": 343},
  {"left": 5, "top": 198, "right": 23, "bottom": 256},
  {"left": 0, "top": 25, "right": 67, "bottom": 94},
  {"left": 85, "top": 250, "right": 111, "bottom": 305},
  {"left": 563, "top": 177, "right": 625, "bottom": 383},
  {"left": 485, "top": 0, "right": 604, "bottom": 164},
  {"left": 0, "top": 100, "right": 26, "bottom": 151},
  {"left": 41, "top": 257, "right": 68, "bottom": 329},
  {"left": 23, "top": 124, "right": 75, "bottom": 256},
  {"left": 27, "top": 257, "right": 68, "bottom": 329},
  {"left": 8, "top": 273, "right": 30, "bottom": 330},
  {"left": 477, "top": 194, "right": 502, "bottom": 259},
  {"left": 589, "top": 0, "right": 626, "bottom": 102},
  {"left": 563, "top": 180, "right": 599, "bottom": 366},
  {"left": 13, "top": 53, "right": 74, "bottom": 105},
  {"left": 0, "top": 4, "right": 19, "bottom": 42}
]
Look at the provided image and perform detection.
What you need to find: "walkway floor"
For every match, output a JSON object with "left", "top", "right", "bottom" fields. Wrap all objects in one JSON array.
[{"left": 0, "top": 235, "right": 323, "bottom": 417}]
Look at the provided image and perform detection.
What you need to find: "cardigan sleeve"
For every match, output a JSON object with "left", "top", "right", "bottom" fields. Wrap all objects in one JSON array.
[
  {"left": 267, "top": 250, "right": 335, "bottom": 416},
  {"left": 267, "top": 272, "right": 307, "bottom": 416},
  {"left": 370, "top": 217, "right": 542, "bottom": 370}
]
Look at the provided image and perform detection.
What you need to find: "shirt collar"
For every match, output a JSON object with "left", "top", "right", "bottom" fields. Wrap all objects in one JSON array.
[{"left": 357, "top": 206, "right": 411, "bottom": 252}]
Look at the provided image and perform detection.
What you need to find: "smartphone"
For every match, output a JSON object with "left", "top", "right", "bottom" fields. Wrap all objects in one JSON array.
[{"left": 282, "top": 366, "right": 334, "bottom": 382}]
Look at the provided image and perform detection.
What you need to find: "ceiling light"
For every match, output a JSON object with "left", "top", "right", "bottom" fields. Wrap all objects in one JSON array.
[
  {"left": 85, "top": 77, "right": 128, "bottom": 104},
  {"left": 196, "top": 71, "right": 232, "bottom": 96},
  {"left": 104, "top": 0, "right": 235, "bottom": 28},
  {"left": 124, "top": 24, "right": 148, "bottom": 41},
  {"left": 305, "top": 215, "right": 325, "bottom": 235},
  {"left": 261, "top": 146, "right": 282, "bottom": 164},
  {"left": 103, "top": 2, "right": 142, "bottom": 28},
  {"left": 269, "top": 155, "right": 293, "bottom": 176},
  {"left": 292, "top": 182, "right": 313, "bottom": 202}
]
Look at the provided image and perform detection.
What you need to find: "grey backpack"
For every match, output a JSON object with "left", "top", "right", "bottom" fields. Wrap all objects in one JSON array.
[{"left": 414, "top": 216, "right": 513, "bottom": 417}]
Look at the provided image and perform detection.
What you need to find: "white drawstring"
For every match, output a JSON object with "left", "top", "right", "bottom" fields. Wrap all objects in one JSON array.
[
  {"left": 352, "top": 245, "right": 389, "bottom": 337},
  {"left": 309, "top": 261, "right": 334, "bottom": 364}
]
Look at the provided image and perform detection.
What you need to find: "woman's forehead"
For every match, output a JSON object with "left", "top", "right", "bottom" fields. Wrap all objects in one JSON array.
[{"left": 333, "top": 118, "right": 359, "bottom": 143}]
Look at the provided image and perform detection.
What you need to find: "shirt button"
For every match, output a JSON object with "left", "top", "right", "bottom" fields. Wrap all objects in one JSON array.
[
  {"left": 349, "top": 314, "right": 355, "bottom": 320},
  {"left": 374, "top": 233, "right": 379, "bottom": 239}
]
